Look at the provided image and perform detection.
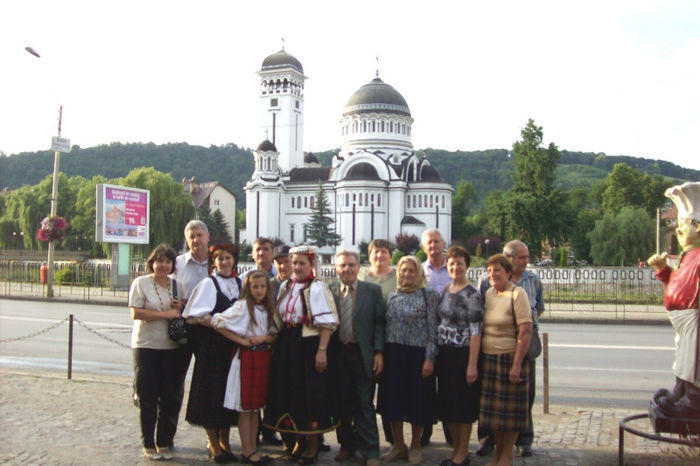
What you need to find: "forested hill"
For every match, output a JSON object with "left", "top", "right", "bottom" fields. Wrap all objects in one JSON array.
[{"left": 1, "top": 142, "right": 698, "bottom": 209}]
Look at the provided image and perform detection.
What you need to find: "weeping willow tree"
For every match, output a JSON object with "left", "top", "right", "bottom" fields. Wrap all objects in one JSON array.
[{"left": 114, "top": 167, "right": 195, "bottom": 257}]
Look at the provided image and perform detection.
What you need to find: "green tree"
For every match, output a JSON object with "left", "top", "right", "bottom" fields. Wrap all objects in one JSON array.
[
  {"left": 303, "top": 182, "right": 341, "bottom": 248},
  {"left": 588, "top": 206, "right": 655, "bottom": 266},
  {"left": 601, "top": 163, "right": 672, "bottom": 215},
  {"left": 210, "top": 208, "right": 232, "bottom": 244},
  {"left": 196, "top": 203, "right": 214, "bottom": 230},
  {"left": 451, "top": 181, "right": 478, "bottom": 241}
]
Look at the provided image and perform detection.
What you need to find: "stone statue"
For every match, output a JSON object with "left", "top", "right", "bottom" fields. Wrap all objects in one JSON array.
[{"left": 647, "top": 181, "right": 700, "bottom": 419}]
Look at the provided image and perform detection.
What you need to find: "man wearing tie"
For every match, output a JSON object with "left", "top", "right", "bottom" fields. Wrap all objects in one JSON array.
[{"left": 330, "top": 249, "right": 385, "bottom": 466}]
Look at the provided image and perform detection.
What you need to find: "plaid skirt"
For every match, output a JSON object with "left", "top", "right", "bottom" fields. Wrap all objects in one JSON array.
[
  {"left": 239, "top": 346, "right": 272, "bottom": 410},
  {"left": 478, "top": 353, "right": 530, "bottom": 432}
]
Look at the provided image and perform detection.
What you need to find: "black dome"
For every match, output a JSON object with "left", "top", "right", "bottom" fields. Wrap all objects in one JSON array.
[
  {"left": 304, "top": 153, "right": 320, "bottom": 164},
  {"left": 420, "top": 165, "right": 443, "bottom": 182},
  {"left": 256, "top": 140, "right": 277, "bottom": 152},
  {"left": 344, "top": 77, "right": 410, "bottom": 116},
  {"left": 344, "top": 163, "right": 381, "bottom": 181},
  {"left": 261, "top": 50, "right": 304, "bottom": 74}
]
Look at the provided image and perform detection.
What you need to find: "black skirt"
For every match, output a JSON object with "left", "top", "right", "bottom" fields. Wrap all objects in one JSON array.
[
  {"left": 378, "top": 343, "right": 436, "bottom": 425},
  {"left": 437, "top": 345, "right": 480, "bottom": 423},
  {"left": 185, "top": 325, "right": 238, "bottom": 428},
  {"left": 263, "top": 326, "right": 340, "bottom": 435}
]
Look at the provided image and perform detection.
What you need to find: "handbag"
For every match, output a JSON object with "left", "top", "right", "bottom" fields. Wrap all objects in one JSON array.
[
  {"left": 168, "top": 279, "right": 190, "bottom": 345},
  {"left": 510, "top": 289, "right": 541, "bottom": 359}
]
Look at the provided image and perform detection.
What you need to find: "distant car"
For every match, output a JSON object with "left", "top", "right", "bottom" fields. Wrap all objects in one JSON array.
[{"left": 535, "top": 259, "right": 553, "bottom": 267}]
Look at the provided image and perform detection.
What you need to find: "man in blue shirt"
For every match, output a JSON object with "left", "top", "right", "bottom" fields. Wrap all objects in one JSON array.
[{"left": 477, "top": 240, "right": 544, "bottom": 458}]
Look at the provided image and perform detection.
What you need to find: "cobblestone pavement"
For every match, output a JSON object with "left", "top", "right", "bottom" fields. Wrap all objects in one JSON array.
[{"left": 1, "top": 370, "right": 698, "bottom": 466}]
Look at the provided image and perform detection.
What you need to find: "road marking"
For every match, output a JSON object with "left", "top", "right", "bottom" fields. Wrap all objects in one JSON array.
[
  {"left": 0, "top": 315, "right": 131, "bottom": 328},
  {"left": 548, "top": 366, "right": 670, "bottom": 373},
  {"left": 550, "top": 343, "right": 674, "bottom": 351}
]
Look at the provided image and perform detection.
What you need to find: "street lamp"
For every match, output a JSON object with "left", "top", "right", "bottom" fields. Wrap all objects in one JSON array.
[{"left": 26, "top": 46, "right": 67, "bottom": 298}]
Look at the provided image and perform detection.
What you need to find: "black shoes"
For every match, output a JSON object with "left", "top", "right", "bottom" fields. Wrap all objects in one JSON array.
[
  {"left": 475, "top": 444, "right": 494, "bottom": 456},
  {"left": 519, "top": 446, "right": 534, "bottom": 457}
]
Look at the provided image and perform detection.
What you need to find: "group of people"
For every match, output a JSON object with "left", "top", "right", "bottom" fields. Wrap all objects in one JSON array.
[{"left": 128, "top": 222, "right": 544, "bottom": 466}]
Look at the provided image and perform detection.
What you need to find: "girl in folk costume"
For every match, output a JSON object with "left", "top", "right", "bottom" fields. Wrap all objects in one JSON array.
[
  {"left": 263, "top": 246, "right": 340, "bottom": 465},
  {"left": 212, "top": 270, "right": 276, "bottom": 465},
  {"left": 182, "top": 244, "right": 241, "bottom": 463}
]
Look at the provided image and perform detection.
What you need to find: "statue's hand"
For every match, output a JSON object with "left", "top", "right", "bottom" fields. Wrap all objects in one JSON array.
[{"left": 647, "top": 252, "right": 668, "bottom": 271}]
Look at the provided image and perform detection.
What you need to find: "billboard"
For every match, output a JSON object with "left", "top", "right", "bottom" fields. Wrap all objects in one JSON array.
[{"left": 95, "top": 184, "right": 150, "bottom": 244}]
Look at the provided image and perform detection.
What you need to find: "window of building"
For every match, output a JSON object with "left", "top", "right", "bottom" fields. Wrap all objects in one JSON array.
[
  {"left": 413, "top": 194, "right": 417, "bottom": 207},
  {"left": 290, "top": 224, "right": 295, "bottom": 243},
  {"left": 371, "top": 193, "right": 374, "bottom": 204},
  {"left": 359, "top": 194, "right": 363, "bottom": 206},
  {"left": 381, "top": 121, "right": 385, "bottom": 132},
  {"left": 353, "top": 121, "right": 358, "bottom": 133},
  {"left": 377, "top": 193, "right": 381, "bottom": 207},
  {"left": 407, "top": 195, "right": 411, "bottom": 208},
  {"left": 304, "top": 197, "right": 308, "bottom": 208},
  {"left": 345, "top": 193, "right": 349, "bottom": 207},
  {"left": 419, "top": 196, "right": 422, "bottom": 208},
  {"left": 389, "top": 122, "right": 393, "bottom": 132},
  {"left": 363, "top": 121, "right": 367, "bottom": 132},
  {"left": 442, "top": 195, "right": 445, "bottom": 208},
  {"left": 292, "top": 197, "right": 295, "bottom": 208},
  {"left": 295, "top": 100, "right": 299, "bottom": 109},
  {"left": 372, "top": 121, "right": 376, "bottom": 132},
  {"left": 364, "top": 193, "right": 368, "bottom": 205},
  {"left": 270, "top": 98, "right": 278, "bottom": 107},
  {"left": 310, "top": 197, "right": 314, "bottom": 209},
  {"left": 297, "top": 196, "right": 302, "bottom": 208}
]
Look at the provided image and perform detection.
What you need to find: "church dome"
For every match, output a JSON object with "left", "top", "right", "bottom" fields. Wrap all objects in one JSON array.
[
  {"left": 420, "top": 164, "right": 443, "bottom": 182},
  {"left": 343, "top": 77, "right": 410, "bottom": 117},
  {"left": 256, "top": 140, "right": 277, "bottom": 152},
  {"left": 344, "top": 162, "right": 381, "bottom": 181},
  {"left": 261, "top": 50, "right": 304, "bottom": 74}
]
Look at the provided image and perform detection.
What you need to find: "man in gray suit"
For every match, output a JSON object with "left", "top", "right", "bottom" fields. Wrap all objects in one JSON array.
[{"left": 330, "top": 249, "right": 385, "bottom": 466}]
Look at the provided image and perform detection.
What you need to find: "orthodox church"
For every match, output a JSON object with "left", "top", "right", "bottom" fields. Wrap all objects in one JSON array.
[{"left": 243, "top": 49, "right": 453, "bottom": 253}]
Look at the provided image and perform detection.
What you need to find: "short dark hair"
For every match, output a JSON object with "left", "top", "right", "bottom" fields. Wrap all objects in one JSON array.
[
  {"left": 446, "top": 245, "right": 471, "bottom": 268},
  {"left": 253, "top": 237, "right": 273, "bottom": 249},
  {"left": 485, "top": 253, "right": 513, "bottom": 275},
  {"left": 368, "top": 239, "right": 393, "bottom": 256},
  {"left": 146, "top": 244, "right": 177, "bottom": 274}
]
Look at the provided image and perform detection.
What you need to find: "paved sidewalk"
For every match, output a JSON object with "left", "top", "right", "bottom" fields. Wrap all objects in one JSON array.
[{"left": 1, "top": 370, "right": 697, "bottom": 466}]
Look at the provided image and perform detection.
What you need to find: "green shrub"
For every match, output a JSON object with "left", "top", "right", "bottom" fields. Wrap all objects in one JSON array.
[{"left": 54, "top": 268, "right": 74, "bottom": 284}]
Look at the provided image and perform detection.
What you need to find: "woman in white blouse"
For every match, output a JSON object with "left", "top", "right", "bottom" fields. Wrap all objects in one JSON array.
[
  {"left": 128, "top": 244, "right": 185, "bottom": 461},
  {"left": 182, "top": 244, "right": 241, "bottom": 463},
  {"left": 262, "top": 246, "right": 340, "bottom": 465}
]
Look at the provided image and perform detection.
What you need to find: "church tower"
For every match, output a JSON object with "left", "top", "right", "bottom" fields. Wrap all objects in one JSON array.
[{"left": 258, "top": 48, "right": 306, "bottom": 172}]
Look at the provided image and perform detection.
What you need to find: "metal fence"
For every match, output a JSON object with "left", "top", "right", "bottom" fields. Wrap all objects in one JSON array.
[{"left": 1, "top": 260, "right": 666, "bottom": 307}]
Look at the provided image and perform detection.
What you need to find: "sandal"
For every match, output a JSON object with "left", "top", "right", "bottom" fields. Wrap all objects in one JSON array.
[{"left": 241, "top": 451, "right": 268, "bottom": 465}]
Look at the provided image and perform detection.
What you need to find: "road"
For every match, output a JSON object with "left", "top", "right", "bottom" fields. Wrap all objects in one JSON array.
[{"left": 0, "top": 299, "right": 676, "bottom": 408}]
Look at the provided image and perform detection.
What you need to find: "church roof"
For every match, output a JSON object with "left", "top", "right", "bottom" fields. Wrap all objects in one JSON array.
[
  {"left": 288, "top": 167, "right": 332, "bottom": 183},
  {"left": 344, "top": 162, "right": 381, "bottom": 181},
  {"left": 401, "top": 215, "right": 425, "bottom": 225},
  {"left": 343, "top": 77, "right": 411, "bottom": 116},
  {"left": 419, "top": 164, "right": 445, "bottom": 182},
  {"left": 261, "top": 49, "right": 304, "bottom": 74},
  {"left": 256, "top": 140, "right": 277, "bottom": 152}
]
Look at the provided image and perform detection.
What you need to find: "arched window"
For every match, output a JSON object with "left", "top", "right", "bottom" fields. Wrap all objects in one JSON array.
[
  {"left": 424, "top": 194, "right": 428, "bottom": 207},
  {"left": 430, "top": 195, "right": 433, "bottom": 208},
  {"left": 381, "top": 121, "right": 385, "bottom": 132},
  {"left": 297, "top": 196, "right": 301, "bottom": 208},
  {"left": 359, "top": 194, "right": 363, "bottom": 206},
  {"left": 371, "top": 193, "right": 374, "bottom": 204},
  {"left": 419, "top": 196, "right": 422, "bottom": 208},
  {"left": 372, "top": 121, "right": 376, "bottom": 132},
  {"left": 389, "top": 122, "right": 393, "bottom": 132},
  {"left": 353, "top": 121, "right": 358, "bottom": 133},
  {"left": 304, "top": 197, "right": 308, "bottom": 208},
  {"left": 364, "top": 193, "right": 368, "bottom": 205},
  {"left": 345, "top": 193, "right": 349, "bottom": 207},
  {"left": 310, "top": 197, "right": 314, "bottom": 209},
  {"left": 363, "top": 121, "right": 367, "bottom": 132},
  {"left": 292, "top": 197, "right": 295, "bottom": 208},
  {"left": 377, "top": 193, "right": 381, "bottom": 207},
  {"left": 413, "top": 194, "right": 417, "bottom": 207},
  {"left": 441, "top": 195, "right": 445, "bottom": 208}
]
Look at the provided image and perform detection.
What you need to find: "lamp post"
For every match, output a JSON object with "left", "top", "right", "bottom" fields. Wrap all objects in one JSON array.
[{"left": 26, "top": 46, "right": 66, "bottom": 298}]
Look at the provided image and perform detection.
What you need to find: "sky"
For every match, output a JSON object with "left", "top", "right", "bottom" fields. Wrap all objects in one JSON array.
[{"left": 1, "top": 0, "right": 699, "bottom": 170}]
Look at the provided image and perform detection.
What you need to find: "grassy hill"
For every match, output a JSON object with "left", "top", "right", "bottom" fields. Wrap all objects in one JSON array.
[{"left": 1, "top": 143, "right": 698, "bottom": 209}]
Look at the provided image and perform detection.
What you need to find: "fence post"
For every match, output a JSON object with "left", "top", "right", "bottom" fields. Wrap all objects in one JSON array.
[
  {"left": 67, "top": 314, "right": 74, "bottom": 380},
  {"left": 543, "top": 332, "right": 549, "bottom": 414}
]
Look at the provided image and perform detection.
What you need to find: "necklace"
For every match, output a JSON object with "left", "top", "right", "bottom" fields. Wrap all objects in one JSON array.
[{"left": 152, "top": 275, "right": 172, "bottom": 311}]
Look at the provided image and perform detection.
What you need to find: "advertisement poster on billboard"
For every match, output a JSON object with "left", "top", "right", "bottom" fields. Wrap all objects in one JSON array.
[{"left": 95, "top": 184, "right": 150, "bottom": 244}]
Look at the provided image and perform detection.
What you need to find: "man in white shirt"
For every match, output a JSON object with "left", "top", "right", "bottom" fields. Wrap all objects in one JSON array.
[{"left": 169, "top": 220, "right": 210, "bottom": 448}]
